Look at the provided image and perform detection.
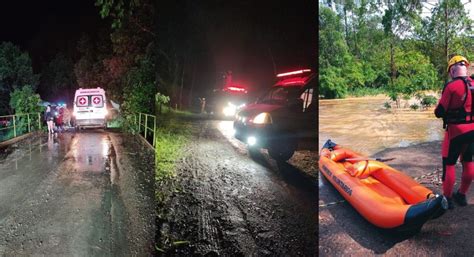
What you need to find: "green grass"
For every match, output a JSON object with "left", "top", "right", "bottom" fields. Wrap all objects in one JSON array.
[
  {"left": 154, "top": 110, "right": 192, "bottom": 187},
  {"left": 107, "top": 116, "right": 124, "bottom": 128},
  {"left": 154, "top": 111, "right": 194, "bottom": 252}
]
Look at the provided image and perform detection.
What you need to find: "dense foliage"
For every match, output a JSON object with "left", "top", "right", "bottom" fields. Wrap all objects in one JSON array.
[
  {"left": 0, "top": 42, "right": 39, "bottom": 114},
  {"left": 9, "top": 85, "right": 43, "bottom": 114},
  {"left": 319, "top": 0, "right": 474, "bottom": 102},
  {"left": 8, "top": 85, "right": 44, "bottom": 135},
  {"left": 95, "top": 0, "right": 197, "bottom": 115},
  {"left": 41, "top": 52, "right": 77, "bottom": 102}
]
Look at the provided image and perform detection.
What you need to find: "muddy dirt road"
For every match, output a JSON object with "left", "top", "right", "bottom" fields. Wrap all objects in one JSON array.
[
  {"left": 319, "top": 141, "right": 474, "bottom": 256},
  {"left": 158, "top": 120, "right": 317, "bottom": 256},
  {"left": 0, "top": 130, "right": 155, "bottom": 256}
]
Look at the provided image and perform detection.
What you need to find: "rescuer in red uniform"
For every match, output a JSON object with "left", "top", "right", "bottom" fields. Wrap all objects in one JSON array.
[{"left": 435, "top": 55, "right": 474, "bottom": 209}]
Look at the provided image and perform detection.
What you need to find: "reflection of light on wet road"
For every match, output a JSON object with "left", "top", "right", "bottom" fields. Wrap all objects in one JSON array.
[
  {"left": 217, "top": 120, "right": 246, "bottom": 151},
  {"left": 102, "top": 139, "right": 109, "bottom": 157},
  {"left": 218, "top": 121, "right": 235, "bottom": 136},
  {"left": 71, "top": 133, "right": 110, "bottom": 173}
]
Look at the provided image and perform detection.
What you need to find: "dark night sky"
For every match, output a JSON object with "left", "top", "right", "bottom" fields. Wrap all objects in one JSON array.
[
  {"left": 0, "top": 0, "right": 315, "bottom": 96},
  {"left": 0, "top": 0, "right": 103, "bottom": 72},
  {"left": 189, "top": 0, "right": 316, "bottom": 93}
]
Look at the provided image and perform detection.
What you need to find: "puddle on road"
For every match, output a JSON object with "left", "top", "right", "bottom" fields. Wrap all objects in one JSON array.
[
  {"left": 70, "top": 133, "right": 110, "bottom": 173},
  {"left": 0, "top": 133, "right": 70, "bottom": 172}
]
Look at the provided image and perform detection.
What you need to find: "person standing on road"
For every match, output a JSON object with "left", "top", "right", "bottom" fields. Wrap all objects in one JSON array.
[
  {"left": 435, "top": 55, "right": 474, "bottom": 209},
  {"left": 63, "top": 105, "right": 71, "bottom": 129},
  {"left": 45, "top": 105, "right": 55, "bottom": 134},
  {"left": 56, "top": 107, "right": 64, "bottom": 132}
]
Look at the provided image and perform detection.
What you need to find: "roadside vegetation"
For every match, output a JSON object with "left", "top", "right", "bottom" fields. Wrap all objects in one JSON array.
[
  {"left": 154, "top": 111, "right": 191, "bottom": 188},
  {"left": 320, "top": 1, "right": 474, "bottom": 107},
  {"left": 153, "top": 109, "right": 194, "bottom": 253}
]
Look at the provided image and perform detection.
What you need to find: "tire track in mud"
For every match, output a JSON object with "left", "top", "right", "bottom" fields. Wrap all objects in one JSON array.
[{"left": 159, "top": 120, "right": 316, "bottom": 256}]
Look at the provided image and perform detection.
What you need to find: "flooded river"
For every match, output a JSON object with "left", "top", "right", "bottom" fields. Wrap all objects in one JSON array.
[{"left": 319, "top": 95, "right": 444, "bottom": 155}]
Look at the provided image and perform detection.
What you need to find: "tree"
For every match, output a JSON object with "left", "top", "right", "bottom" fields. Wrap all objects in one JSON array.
[
  {"left": 0, "top": 42, "right": 39, "bottom": 114},
  {"left": 74, "top": 34, "right": 101, "bottom": 88},
  {"left": 322, "top": 1, "right": 389, "bottom": 92},
  {"left": 122, "top": 54, "right": 157, "bottom": 115},
  {"left": 388, "top": 49, "right": 438, "bottom": 107},
  {"left": 9, "top": 85, "right": 44, "bottom": 133},
  {"left": 418, "top": 0, "right": 472, "bottom": 80},
  {"left": 9, "top": 85, "right": 43, "bottom": 114},
  {"left": 319, "top": 66, "right": 348, "bottom": 99},
  {"left": 41, "top": 52, "right": 77, "bottom": 102},
  {"left": 74, "top": 32, "right": 120, "bottom": 102},
  {"left": 97, "top": 0, "right": 201, "bottom": 111},
  {"left": 382, "top": 0, "right": 422, "bottom": 87},
  {"left": 319, "top": 6, "right": 349, "bottom": 70},
  {"left": 319, "top": 6, "right": 352, "bottom": 98},
  {"left": 96, "top": 0, "right": 159, "bottom": 109}
]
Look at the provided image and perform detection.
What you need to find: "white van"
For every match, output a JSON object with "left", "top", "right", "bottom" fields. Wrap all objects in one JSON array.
[{"left": 73, "top": 87, "right": 108, "bottom": 129}]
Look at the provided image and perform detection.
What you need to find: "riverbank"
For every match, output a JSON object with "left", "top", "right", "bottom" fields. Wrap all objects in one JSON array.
[
  {"left": 320, "top": 91, "right": 439, "bottom": 107},
  {"left": 373, "top": 140, "right": 444, "bottom": 191}
]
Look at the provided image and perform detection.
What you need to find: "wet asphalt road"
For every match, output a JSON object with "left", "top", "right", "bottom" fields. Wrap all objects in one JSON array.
[
  {"left": 0, "top": 130, "right": 155, "bottom": 256},
  {"left": 158, "top": 120, "right": 317, "bottom": 256}
]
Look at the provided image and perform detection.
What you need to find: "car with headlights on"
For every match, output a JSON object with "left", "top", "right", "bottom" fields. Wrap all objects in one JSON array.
[
  {"left": 206, "top": 85, "right": 249, "bottom": 119},
  {"left": 233, "top": 69, "right": 316, "bottom": 162}
]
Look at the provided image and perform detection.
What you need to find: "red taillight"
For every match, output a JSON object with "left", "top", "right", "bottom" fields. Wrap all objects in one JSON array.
[
  {"left": 276, "top": 69, "right": 311, "bottom": 78},
  {"left": 281, "top": 78, "right": 306, "bottom": 85}
]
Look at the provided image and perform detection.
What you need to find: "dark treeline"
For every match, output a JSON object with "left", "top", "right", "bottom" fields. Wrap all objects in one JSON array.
[
  {"left": 319, "top": 0, "right": 474, "bottom": 104},
  {"left": 0, "top": 0, "right": 315, "bottom": 116},
  {"left": 0, "top": 0, "right": 202, "bottom": 116}
]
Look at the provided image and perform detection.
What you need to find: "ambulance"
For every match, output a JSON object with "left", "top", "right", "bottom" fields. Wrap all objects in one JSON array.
[{"left": 73, "top": 87, "right": 108, "bottom": 129}]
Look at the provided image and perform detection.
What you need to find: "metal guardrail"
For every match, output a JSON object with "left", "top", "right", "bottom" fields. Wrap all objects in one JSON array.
[
  {"left": 134, "top": 112, "right": 157, "bottom": 149},
  {"left": 0, "top": 113, "right": 42, "bottom": 143}
]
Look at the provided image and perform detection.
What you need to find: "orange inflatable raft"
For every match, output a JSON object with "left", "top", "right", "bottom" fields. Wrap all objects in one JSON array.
[{"left": 319, "top": 140, "right": 447, "bottom": 232}]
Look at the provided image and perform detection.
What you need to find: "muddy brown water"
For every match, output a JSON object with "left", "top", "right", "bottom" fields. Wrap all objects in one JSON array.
[
  {"left": 0, "top": 130, "right": 155, "bottom": 256},
  {"left": 319, "top": 95, "right": 444, "bottom": 155}
]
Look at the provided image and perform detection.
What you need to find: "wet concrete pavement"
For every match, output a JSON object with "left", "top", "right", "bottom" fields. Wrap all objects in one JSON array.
[
  {"left": 157, "top": 120, "right": 317, "bottom": 256},
  {"left": 0, "top": 130, "right": 155, "bottom": 256}
]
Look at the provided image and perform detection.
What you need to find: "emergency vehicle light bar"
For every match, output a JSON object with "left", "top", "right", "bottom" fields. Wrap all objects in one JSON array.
[
  {"left": 226, "top": 86, "right": 247, "bottom": 92},
  {"left": 276, "top": 69, "right": 311, "bottom": 78}
]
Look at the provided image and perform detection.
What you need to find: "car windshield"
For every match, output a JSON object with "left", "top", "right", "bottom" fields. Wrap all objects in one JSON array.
[{"left": 258, "top": 86, "right": 301, "bottom": 105}]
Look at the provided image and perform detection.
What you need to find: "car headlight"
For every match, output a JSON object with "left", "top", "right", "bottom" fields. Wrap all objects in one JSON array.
[
  {"left": 223, "top": 102, "right": 237, "bottom": 116},
  {"left": 252, "top": 112, "right": 272, "bottom": 124}
]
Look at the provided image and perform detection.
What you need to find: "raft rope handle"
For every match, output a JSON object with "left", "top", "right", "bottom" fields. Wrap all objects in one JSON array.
[{"left": 319, "top": 170, "right": 442, "bottom": 208}]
